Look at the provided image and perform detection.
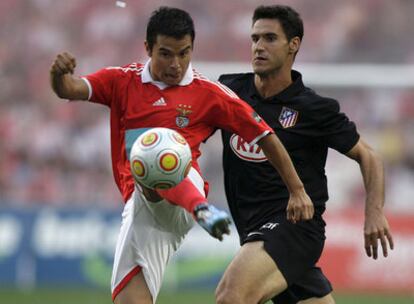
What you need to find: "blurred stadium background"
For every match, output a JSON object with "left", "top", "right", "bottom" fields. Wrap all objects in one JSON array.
[{"left": 1, "top": 0, "right": 414, "bottom": 303}]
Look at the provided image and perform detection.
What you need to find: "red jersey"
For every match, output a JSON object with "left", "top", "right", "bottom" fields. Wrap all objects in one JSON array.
[{"left": 83, "top": 61, "right": 272, "bottom": 202}]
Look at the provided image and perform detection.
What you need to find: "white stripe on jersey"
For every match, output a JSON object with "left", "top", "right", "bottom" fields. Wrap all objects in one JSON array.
[
  {"left": 193, "top": 70, "right": 208, "bottom": 80},
  {"left": 216, "top": 82, "right": 239, "bottom": 99},
  {"left": 81, "top": 77, "right": 93, "bottom": 100},
  {"left": 105, "top": 63, "right": 144, "bottom": 75},
  {"left": 193, "top": 71, "right": 239, "bottom": 99}
]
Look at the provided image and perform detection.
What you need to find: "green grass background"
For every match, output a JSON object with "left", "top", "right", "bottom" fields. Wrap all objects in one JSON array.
[{"left": 0, "top": 289, "right": 412, "bottom": 304}]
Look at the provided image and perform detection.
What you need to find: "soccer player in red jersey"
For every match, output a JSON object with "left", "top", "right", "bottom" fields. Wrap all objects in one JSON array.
[{"left": 50, "top": 7, "right": 312, "bottom": 304}]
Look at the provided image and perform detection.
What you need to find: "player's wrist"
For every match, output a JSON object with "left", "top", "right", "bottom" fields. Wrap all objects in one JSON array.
[
  {"left": 287, "top": 183, "right": 305, "bottom": 195},
  {"left": 365, "top": 203, "right": 383, "bottom": 215}
]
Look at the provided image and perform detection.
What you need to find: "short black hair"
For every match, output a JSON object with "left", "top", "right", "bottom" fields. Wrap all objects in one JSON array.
[
  {"left": 146, "top": 7, "right": 195, "bottom": 50},
  {"left": 252, "top": 5, "right": 303, "bottom": 42}
]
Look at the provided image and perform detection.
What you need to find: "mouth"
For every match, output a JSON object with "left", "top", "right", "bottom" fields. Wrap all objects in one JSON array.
[
  {"left": 165, "top": 73, "right": 181, "bottom": 81},
  {"left": 253, "top": 56, "right": 268, "bottom": 63}
]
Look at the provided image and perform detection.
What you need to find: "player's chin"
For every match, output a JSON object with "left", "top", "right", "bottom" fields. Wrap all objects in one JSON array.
[
  {"left": 163, "top": 75, "right": 182, "bottom": 86},
  {"left": 252, "top": 65, "right": 269, "bottom": 76}
]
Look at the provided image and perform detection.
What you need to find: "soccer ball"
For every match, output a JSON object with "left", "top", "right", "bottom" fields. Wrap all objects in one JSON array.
[{"left": 130, "top": 128, "right": 192, "bottom": 189}]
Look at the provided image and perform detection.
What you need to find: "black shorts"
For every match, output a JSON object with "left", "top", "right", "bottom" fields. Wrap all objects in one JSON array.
[{"left": 242, "top": 212, "right": 332, "bottom": 303}]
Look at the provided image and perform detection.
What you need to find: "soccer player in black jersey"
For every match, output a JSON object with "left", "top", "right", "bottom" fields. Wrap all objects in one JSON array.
[{"left": 216, "top": 5, "right": 394, "bottom": 304}]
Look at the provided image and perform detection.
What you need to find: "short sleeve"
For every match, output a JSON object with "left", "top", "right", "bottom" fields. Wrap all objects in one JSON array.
[
  {"left": 208, "top": 84, "right": 272, "bottom": 145},
  {"left": 317, "top": 99, "right": 360, "bottom": 153},
  {"left": 83, "top": 67, "right": 120, "bottom": 107}
]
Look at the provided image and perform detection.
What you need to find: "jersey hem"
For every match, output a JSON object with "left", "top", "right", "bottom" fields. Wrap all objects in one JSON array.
[{"left": 249, "top": 130, "right": 271, "bottom": 146}]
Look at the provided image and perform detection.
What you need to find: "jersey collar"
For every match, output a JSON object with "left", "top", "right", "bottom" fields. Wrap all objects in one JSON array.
[
  {"left": 141, "top": 59, "right": 194, "bottom": 90},
  {"left": 276, "top": 70, "right": 305, "bottom": 102},
  {"left": 250, "top": 70, "right": 305, "bottom": 103}
]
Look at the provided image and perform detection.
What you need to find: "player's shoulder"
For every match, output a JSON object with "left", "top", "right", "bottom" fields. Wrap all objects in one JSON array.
[
  {"left": 218, "top": 72, "right": 251, "bottom": 83},
  {"left": 218, "top": 73, "right": 253, "bottom": 91},
  {"left": 300, "top": 87, "right": 340, "bottom": 113},
  {"left": 192, "top": 70, "right": 240, "bottom": 99},
  {"left": 312, "top": 93, "right": 339, "bottom": 112},
  {"left": 104, "top": 62, "right": 145, "bottom": 78}
]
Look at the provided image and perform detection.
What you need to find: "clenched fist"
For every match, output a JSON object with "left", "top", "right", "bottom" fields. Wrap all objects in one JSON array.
[{"left": 50, "top": 52, "right": 77, "bottom": 76}]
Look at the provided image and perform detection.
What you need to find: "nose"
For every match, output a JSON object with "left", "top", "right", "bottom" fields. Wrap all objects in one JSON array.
[
  {"left": 170, "top": 56, "right": 180, "bottom": 69},
  {"left": 254, "top": 38, "right": 265, "bottom": 52}
]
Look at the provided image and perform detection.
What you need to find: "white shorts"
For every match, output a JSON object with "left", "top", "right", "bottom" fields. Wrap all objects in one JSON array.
[{"left": 110, "top": 168, "right": 205, "bottom": 302}]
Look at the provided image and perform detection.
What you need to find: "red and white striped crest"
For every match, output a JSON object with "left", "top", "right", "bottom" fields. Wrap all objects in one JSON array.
[{"left": 278, "top": 107, "right": 299, "bottom": 128}]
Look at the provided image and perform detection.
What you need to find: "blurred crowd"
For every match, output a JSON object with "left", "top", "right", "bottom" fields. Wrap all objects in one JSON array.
[{"left": 0, "top": 0, "right": 413, "bottom": 210}]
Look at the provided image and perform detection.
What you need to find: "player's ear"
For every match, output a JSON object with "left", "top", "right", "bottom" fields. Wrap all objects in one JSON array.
[
  {"left": 288, "top": 37, "right": 300, "bottom": 55},
  {"left": 144, "top": 41, "right": 152, "bottom": 57}
]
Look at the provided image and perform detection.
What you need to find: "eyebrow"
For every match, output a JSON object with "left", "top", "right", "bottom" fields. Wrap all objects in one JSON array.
[
  {"left": 179, "top": 46, "right": 192, "bottom": 53},
  {"left": 251, "top": 32, "right": 278, "bottom": 38},
  {"left": 159, "top": 46, "right": 192, "bottom": 53}
]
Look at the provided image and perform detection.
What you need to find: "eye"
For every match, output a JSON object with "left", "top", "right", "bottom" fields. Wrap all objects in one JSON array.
[
  {"left": 251, "top": 35, "right": 259, "bottom": 43},
  {"left": 180, "top": 49, "right": 190, "bottom": 58},
  {"left": 265, "top": 35, "right": 277, "bottom": 42},
  {"left": 160, "top": 51, "right": 171, "bottom": 58}
]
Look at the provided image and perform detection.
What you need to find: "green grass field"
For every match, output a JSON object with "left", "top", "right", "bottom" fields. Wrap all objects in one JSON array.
[{"left": 0, "top": 289, "right": 412, "bottom": 304}]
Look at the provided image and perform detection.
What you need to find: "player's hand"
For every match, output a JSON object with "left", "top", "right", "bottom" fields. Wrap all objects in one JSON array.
[
  {"left": 364, "top": 210, "right": 394, "bottom": 259},
  {"left": 286, "top": 190, "right": 314, "bottom": 223},
  {"left": 50, "top": 52, "right": 77, "bottom": 76}
]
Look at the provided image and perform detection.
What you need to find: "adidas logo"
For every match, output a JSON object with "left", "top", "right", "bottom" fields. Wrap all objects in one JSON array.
[{"left": 152, "top": 97, "right": 167, "bottom": 106}]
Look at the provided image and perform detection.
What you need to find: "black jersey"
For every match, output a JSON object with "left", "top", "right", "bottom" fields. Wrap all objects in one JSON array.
[{"left": 219, "top": 71, "right": 359, "bottom": 239}]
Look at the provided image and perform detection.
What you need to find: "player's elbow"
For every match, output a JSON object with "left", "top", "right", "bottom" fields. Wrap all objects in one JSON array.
[
  {"left": 348, "top": 139, "right": 383, "bottom": 167},
  {"left": 369, "top": 146, "right": 382, "bottom": 162},
  {"left": 216, "top": 288, "right": 240, "bottom": 304},
  {"left": 361, "top": 144, "right": 383, "bottom": 168},
  {"left": 216, "top": 285, "right": 252, "bottom": 304}
]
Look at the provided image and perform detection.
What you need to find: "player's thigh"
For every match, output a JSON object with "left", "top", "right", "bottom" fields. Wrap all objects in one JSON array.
[
  {"left": 112, "top": 190, "right": 191, "bottom": 302},
  {"left": 216, "top": 241, "right": 287, "bottom": 304},
  {"left": 114, "top": 271, "right": 152, "bottom": 304},
  {"left": 298, "top": 293, "right": 335, "bottom": 304}
]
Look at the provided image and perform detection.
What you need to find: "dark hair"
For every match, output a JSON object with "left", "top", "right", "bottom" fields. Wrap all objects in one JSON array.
[
  {"left": 252, "top": 5, "right": 303, "bottom": 42},
  {"left": 146, "top": 7, "right": 195, "bottom": 50}
]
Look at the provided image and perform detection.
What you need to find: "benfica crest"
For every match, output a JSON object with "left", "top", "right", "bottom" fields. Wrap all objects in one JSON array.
[
  {"left": 278, "top": 107, "right": 299, "bottom": 128},
  {"left": 176, "top": 104, "right": 192, "bottom": 128}
]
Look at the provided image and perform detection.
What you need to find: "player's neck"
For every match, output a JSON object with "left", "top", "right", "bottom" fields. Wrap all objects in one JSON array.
[{"left": 254, "top": 67, "right": 292, "bottom": 99}]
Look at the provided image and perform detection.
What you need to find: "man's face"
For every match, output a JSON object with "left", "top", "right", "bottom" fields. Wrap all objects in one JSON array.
[
  {"left": 251, "top": 19, "right": 295, "bottom": 76},
  {"left": 146, "top": 34, "right": 193, "bottom": 86}
]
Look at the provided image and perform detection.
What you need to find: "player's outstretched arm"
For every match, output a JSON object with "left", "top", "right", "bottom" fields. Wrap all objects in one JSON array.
[
  {"left": 50, "top": 52, "right": 89, "bottom": 100},
  {"left": 346, "top": 138, "right": 394, "bottom": 259},
  {"left": 258, "top": 133, "right": 314, "bottom": 223}
]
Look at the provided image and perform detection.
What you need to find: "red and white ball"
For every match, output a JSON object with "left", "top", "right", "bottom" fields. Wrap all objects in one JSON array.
[{"left": 130, "top": 128, "right": 192, "bottom": 189}]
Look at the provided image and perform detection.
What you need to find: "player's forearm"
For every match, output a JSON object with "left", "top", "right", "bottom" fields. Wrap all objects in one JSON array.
[
  {"left": 360, "top": 149, "right": 385, "bottom": 214},
  {"left": 50, "top": 72, "right": 69, "bottom": 98},
  {"left": 258, "top": 134, "right": 304, "bottom": 193},
  {"left": 50, "top": 73, "right": 75, "bottom": 99},
  {"left": 50, "top": 70, "right": 89, "bottom": 101}
]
